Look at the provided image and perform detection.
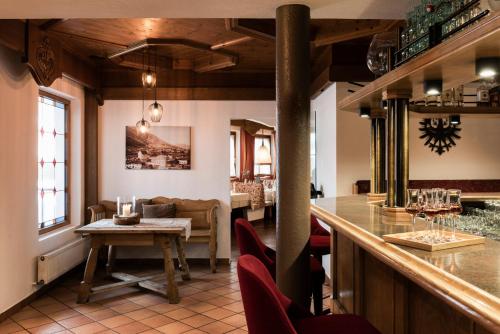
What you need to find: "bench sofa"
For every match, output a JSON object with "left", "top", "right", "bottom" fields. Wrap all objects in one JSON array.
[{"left": 88, "top": 196, "right": 220, "bottom": 273}]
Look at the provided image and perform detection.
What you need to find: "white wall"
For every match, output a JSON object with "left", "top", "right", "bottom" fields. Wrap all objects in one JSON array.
[
  {"left": 316, "top": 82, "right": 500, "bottom": 197},
  {"left": 312, "top": 83, "right": 337, "bottom": 197},
  {"left": 99, "top": 100, "right": 276, "bottom": 260},
  {"left": 0, "top": 44, "right": 85, "bottom": 314}
]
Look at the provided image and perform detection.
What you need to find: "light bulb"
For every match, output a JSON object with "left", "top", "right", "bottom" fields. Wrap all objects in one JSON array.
[
  {"left": 426, "top": 88, "right": 440, "bottom": 96},
  {"left": 136, "top": 119, "right": 150, "bottom": 134},
  {"left": 146, "top": 74, "right": 153, "bottom": 84},
  {"left": 479, "top": 68, "right": 496, "bottom": 78},
  {"left": 148, "top": 102, "right": 163, "bottom": 122}
]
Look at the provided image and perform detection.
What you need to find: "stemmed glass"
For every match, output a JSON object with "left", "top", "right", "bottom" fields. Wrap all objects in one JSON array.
[
  {"left": 422, "top": 189, "right": 437, "bottom": 243},
  {"left": 448, "top": 189, "right": 462, "bottom": 241},
  {"left": 405, "top": 189, "right": 422, "bottom": 239},
  {"left": 434, "top": 188, "right": 449, "bottom": 243}
]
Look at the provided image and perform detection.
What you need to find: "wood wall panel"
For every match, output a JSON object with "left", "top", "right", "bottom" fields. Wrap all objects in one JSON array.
[
  {"left": 408, "top": 282, "right": 474, "bottom": 334},
  {"left": 336, "top": 233, "right": 354, "bottom": 313},
  {"left": 363, "top": 252, "right": 395, "bottom": 334},
  {"left": 84, "top": 89, "right": 99, "bottom": 223}
]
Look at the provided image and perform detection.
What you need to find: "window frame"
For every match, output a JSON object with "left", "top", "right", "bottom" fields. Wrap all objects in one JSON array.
[
  {"left": 254, "top": 134, "right": 273, "bottom": 177},
  {"left": 230, "top": 131, "right": 238, "bottom": 178},
  {"left": 38, "top": 91, "right": 71, "bottom": 235}
]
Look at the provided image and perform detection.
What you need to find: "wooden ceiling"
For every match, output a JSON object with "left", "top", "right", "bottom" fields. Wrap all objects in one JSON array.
[{"left": 24, "top": 18, "right": 402, "bottom": 100}]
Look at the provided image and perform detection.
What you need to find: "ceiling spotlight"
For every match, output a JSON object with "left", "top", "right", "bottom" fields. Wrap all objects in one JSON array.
[
  {"left": 424, "top": 79, "right": 442, "bottom": 96},
  {"left": 476, "top": 57, "right": 500, "bottom": 79},
  {"left": 359, "top": 107, "right": 371, "bottom": 119},
  {"left": 380, "top": 100, "right": 388, "bottom": 110},
  {"left": 450, "top": 115, "right": 460, "bottom": 125}
]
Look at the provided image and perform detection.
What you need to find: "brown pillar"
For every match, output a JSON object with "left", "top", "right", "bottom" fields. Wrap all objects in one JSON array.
[
  {"left": 375, "top": 118, "right": 386, "bottom": 194},
  {"left": 370, "top": 117, "right": 386, "bottom": 194},
  {"left": 384, "top": 91, "right": 410, "bottom": 208},
  {"left": 276, "top": 4, "right": 311, "bottom": 307},
  {"left": 84, "top": 89, "right": 99, "bottom": 223}
]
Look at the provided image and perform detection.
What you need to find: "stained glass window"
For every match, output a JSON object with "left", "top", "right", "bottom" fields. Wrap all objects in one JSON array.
[{"left": 38, "top": 94, "right": 69, "bottom": 231}]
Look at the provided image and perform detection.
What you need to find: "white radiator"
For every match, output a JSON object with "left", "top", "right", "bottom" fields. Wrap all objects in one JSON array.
[{"left": 37, "top": 238, "right": 89, "bottom": 285}]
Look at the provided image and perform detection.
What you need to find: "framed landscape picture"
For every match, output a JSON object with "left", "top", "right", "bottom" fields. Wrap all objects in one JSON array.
[{"left": 126, "top": 126, "right": 191, "bottom": 170}]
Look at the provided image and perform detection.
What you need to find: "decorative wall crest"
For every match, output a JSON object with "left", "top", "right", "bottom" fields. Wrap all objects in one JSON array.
[
  {"left": 419, "top": 118, "right": 461, "bottom": 155},
  {"left": 25, "top": 23, "right": 62, "bottom": 87}
]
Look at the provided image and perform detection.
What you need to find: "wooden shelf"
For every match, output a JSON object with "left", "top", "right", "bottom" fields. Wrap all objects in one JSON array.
[
  {"left": 410, "top": 105, "right": 500, "bottom": 115},
  {"left": 337, "top": 11, "right": 500, "bottom": 112}
]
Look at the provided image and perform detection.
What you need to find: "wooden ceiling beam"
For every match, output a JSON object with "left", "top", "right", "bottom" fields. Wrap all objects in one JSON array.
[
  {"left": 211, "top": 36, "right": 253, "bottom": 50},
  {"left": 194, "top": 54, "right": 237, "bottom": 73},
  {"left": 39, "top": 19, "right": 68, "bottom": 30},
  {"left": 100, "top": 68, "right": 274, "bottom": 88},
  {"left": 0, "top": 20, "right": 25, "bottom": 53},
  {"left": 313, "top": 20, "right": 403, "bottom": 47},
  {"left": 102, "top": 87, "right": 275, "bottom": 101},
  {"left": 225, "top": 18, "right": 275, "bottom": 41},
  {"left": 110, "top": 52, "right": 173, "bottom": 71}
]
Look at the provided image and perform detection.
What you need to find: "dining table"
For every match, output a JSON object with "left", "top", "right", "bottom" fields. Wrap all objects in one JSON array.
[{"left": 75, "top": 218, "right": 192, "bottom": 304}]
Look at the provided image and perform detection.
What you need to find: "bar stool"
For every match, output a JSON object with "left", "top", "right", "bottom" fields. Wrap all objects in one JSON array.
[
  {"left": 238, "top": 254, "right": 381, "bottom": 334},
  {"left": 310, "top": 215, "right": 330, "bottom": 261},
  {"left": 235, "top": 218, "right": 325, "bottom": 315}
]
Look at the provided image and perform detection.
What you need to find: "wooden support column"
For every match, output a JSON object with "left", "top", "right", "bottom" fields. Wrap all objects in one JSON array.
[
  {"left": 368, "top": 115, "right": 386, "bottom": 200},
  {"left": 384, "top": 90, "right": 410, "bottom": 209},
  {"left": 84, "top": 89, "right": 99, "bottom": 223},
  {"left": 276, "top": 4, "right": 311, "bottom": 308}
]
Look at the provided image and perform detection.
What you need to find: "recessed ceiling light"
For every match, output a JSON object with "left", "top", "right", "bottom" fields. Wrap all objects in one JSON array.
[
  {"left": 476, "top": 57, "right": 500, "bottom": 79},
  {"left": 359, "top": 107, "right": 371, "bottom": 119},
  {"left": 423, "top": 79, "right": 442, "bottom": 96}
]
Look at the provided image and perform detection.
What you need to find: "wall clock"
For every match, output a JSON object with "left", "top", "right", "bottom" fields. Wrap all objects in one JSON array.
[{"left": 419, "top": 118, "right": 461, "bottom": 155}]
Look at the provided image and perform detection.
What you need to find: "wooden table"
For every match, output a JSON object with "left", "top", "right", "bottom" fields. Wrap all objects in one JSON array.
[{"left": 75, "top": 218, "right": 192, "bottom": 304}]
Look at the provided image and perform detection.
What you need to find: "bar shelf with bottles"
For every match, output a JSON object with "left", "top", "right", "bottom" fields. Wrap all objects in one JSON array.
[{"left": 396, "top": 0, "right": 489, "bottom": 66}]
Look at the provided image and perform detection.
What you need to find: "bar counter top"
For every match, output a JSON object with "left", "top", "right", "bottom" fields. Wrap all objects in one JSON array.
[{"left": 311, "top": 195, "right": 500, "bottom": 332}]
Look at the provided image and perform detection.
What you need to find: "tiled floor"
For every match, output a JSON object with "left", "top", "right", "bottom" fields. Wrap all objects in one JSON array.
[{"left": 1, "top": 220, "right": 329, "bottom": 334}]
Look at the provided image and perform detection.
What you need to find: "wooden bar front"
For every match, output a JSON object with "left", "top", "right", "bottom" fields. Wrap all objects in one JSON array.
[{"left": 311, "top": 196, "right": 500, "bottom": 334}]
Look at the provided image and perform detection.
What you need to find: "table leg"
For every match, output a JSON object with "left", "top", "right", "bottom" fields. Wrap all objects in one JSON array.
[
  {"left": 77, "top": 237, "right": 103, "bottom": 303},
  {"left": 157, "top": 235, "right": 180, "bottom": 304},
  {"left": 172, "top": 236, "right": 191, "bottom": 281},
  {"left": 106, "top": 245, "right": 116, "bottom": 276}
]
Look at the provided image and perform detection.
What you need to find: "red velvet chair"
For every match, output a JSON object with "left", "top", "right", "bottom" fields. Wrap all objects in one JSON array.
[
  {"left": 235, "top": 218, "right": 325, "bottom": 315},
  {"left": 310, "top": 215, "right": 330, "bottom": 261},
  {"left": 238, "top": 254, "right": 381, "bottom": 334}
]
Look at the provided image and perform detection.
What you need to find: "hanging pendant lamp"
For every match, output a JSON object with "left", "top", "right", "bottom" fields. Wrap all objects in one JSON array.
[
  {"left": 148, "top": 47, "right": 164, "bottom": 122},
  {"left": 255, "top": 130, "right": 272, "bottom": 164},
  {"left": 142, "top": 50, "right": 157, "bottom": 89},
  {"left": 137, "top": 51, "right": 151, "bottom": 134}
]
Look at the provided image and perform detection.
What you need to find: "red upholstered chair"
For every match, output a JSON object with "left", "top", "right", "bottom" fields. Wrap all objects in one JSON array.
[
  {"left": 238, "top": 254, "right": 381, "bottom": 334},
  {"left": 310, "top": 215, "right": 330, "bottom": 261},
  {"left": 235, "top": 218, "right": 325, "bottom": 315}
]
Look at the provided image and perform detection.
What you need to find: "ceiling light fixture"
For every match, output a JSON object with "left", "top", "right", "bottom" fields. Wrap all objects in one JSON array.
[
  {"left": 475, "top": 57, "right": 500, "bottom": 79},
  {"left": 148, "top": 47, "right": 164, "bottom": 122},
  {"left": 450, "top": 115, "right": 461, "bottom": 125},
  {"left": 255, "top": 130, "right": 272, "bottom": 164},
  {"left": 424, "top": 79, "right": 442, "bottom": 96},
  {"left": 137, "top": 51, "right": 151, "bottom": 134},
  {"left": 359, "top": 107, "right": 371, "bottom": 119},
  {"left": 142, "top": 50, "right": 157, "bottom": 89}
]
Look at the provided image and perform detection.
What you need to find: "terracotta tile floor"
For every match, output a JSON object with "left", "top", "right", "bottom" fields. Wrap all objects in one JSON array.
[{"left": 1, "top": 220, "right": 330, "bottom": 334}]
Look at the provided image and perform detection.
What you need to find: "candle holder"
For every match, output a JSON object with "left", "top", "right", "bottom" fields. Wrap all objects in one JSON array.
[{"left": 114, "top": 196, "right": 140, "bottom": 225}]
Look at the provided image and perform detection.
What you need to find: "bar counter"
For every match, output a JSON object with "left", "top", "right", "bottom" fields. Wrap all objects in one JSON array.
[{"left": 311, "top": 196, "right": 500, "bottom": 334}]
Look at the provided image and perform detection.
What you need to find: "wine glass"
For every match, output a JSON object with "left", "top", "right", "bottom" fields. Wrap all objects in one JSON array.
[
  {"left": 448, "top": 189, "right": 462, "bottom": 241},
  {"left": 405, "top": 189, "right": 422, "bottom": 239},
  {"left": 422, "top": 189, "right": 438, "bottom": 244},
  {"left": 434, "top": 188, "right": 447, "bottom": 243}
]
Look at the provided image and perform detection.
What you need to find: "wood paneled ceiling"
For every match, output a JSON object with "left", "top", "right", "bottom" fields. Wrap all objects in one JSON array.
[{"left": 26, "top": 18, "right": 402, "bottom": 99}]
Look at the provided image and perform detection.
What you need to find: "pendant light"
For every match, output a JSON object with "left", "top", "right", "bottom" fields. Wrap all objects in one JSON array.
[
  {"left": 142, "top": 50, "right": 157, "bottom": 89},
  {"left": 148, "top": 47, "right": 164, "bottom": 122},
  {"left": 136, "top": 51, "right": 151, "bottom": 134},
  {"left": 255, "top": 129, "right": 272, "bottom": 164}
]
